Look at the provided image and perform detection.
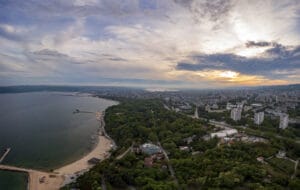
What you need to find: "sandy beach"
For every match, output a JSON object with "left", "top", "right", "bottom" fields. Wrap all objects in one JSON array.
[
  {"left": 29, "top": 129, "right": 113, "bottom": 190},
  {"left": 23, "top": 131, "right": 113, "bottom": 190},
  {"left": 55, "top": 135, "right": 112, "bottom": 175}
]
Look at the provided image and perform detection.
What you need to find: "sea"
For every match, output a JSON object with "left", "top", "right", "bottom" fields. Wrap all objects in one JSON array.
[{"left": 0, "top": 92, "right": 117, "bottom": 189}]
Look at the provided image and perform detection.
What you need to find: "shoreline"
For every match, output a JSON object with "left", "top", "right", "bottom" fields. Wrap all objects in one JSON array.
[
  {"left": 32, "top": 111, "right": 114, "bottom": 190},
  {"left": 0, "top": 109, "right": 115, "bottom": 190},
  {"left": 55, "top": 133, "right": 113, "bottom": 185},
  {"left": 53, "top": 111, "right": 114, "bottom": 189}
]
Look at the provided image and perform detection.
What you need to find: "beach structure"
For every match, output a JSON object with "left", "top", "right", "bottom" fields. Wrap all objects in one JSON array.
[{"left": 88, "top": 158, "right": 101, "bottom": 165}]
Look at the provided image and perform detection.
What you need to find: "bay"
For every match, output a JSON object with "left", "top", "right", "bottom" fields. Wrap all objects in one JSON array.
[{"left": 0, "top": 92, "right": 117, "bottom": 189}]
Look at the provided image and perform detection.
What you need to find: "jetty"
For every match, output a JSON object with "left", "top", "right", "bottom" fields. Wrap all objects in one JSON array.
[
  {"left": 73, "top": 109, "right": 94, "bottom": 114},
  {"left": 0, "top": 148, "right": 10, "bottom": 163}
]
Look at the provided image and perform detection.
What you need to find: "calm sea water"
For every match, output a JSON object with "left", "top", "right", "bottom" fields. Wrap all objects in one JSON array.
[
  {"left": 0, "top": 92, "right": 117, "bottom": 189},
  {"left": 0, "top": 171, "right": 28, "bottom": 190}
]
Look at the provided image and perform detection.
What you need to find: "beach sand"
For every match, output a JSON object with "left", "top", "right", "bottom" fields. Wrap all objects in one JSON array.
[
  {"left": 29, "top": 134, "right": 112, "bottom": 190},
  {"left": 55, "top": 135, "right": 112, "bottom": 175},
  {"left": 35, "top": 111, "right": 113, "bottom": 189},
  {"left": 28, "top": 171, "right": 64, "bottom": 190}
]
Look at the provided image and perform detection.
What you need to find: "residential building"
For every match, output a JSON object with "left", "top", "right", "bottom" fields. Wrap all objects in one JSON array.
[
  {"left": 279, "top": 114, "right": 289, "bottom": 129},
  {"left": 231, "top": 108, "right": 242, "bottom": 121},
  {"left": 254, "top": 112, "right": 264, "bottom": 125}
]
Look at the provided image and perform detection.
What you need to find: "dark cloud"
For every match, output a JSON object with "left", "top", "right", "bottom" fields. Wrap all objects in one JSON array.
[
  {"left": 33, "top": 49, "right": 68, "bottom": 58},
  {"left": 264, "top": 43, "right": 294, "bottom": 58},
  {"left": 28, "top": 49, "right": 85, "bottom": 65},
  {"left": 108, "top": 57, "right": 128, "bottom": 62},
  {"left": 245, "top": 41, "right": 296, "bottom": 59},
  {"left": 245, "top": 41, "right": 272, "bottom": 48},
  {"left": 176, "top": 44, "right": 300, "bottom": 79},
  {"left": 174, "top": 0, "right": 233, "bottom": 22},
  {"left": 100, "top": 53, "right": 128, "bottom": 62}
]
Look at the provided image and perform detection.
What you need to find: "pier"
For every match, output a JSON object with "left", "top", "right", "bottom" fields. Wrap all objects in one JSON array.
[
  {"left": 73, "top": 109, "right": 94, "bottom": 114},
  {"left": 0, "top": 148, "right": 10, "bottom": 163}
]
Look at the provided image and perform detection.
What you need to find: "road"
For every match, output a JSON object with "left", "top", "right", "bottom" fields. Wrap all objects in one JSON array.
[
  {"left": 157, "top": 142, "right": 179, "bottom": 188},
  {"left": 116, "top": 145, "right": 133, "bottom": 160}
]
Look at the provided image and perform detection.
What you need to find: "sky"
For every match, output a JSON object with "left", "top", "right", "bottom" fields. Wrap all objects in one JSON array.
[{"left": 0, "top": 0, "right": 299, "bottom": 88}]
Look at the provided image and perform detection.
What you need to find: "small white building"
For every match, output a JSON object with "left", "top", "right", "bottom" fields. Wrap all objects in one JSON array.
[
  {"left": 211, "top": 104, "right": 219, "bottom": 109},
  {"left": 237, "top": 103, "right": 244, "bottom": 109},
  {"left": 179, "top": 146, "right": 189, "bottom": 151},
  {"left": 279, "top": 114, "right": 289, "bottom": 129},
  {"left": 251, "top": 103, "right": 263, "bottom": 107},
  {"left": 254, "top": 112, "right": 264, "bottom": 125},
  {"left": 211, "top": 129, "right": 238, "bottom": 138},
  {"left": 226, "top": 103, "right": 235, "bottom": 110},
  {"left": 243, "top": 106, "right": 252, "bottom": 112},
  {"left": 276, "top": 150, "right": 286, "bottom": 158}
]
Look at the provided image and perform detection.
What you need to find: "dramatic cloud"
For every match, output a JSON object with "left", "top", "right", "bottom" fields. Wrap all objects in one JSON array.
[
  {"left": 0, "top": 0, "right": 299, "bottom": 87},
  {"left": 176, "top": 44, "right": 300, "bottom": 83},
  {"left": 245, "top": 41, "right": 273, "bottom": 48}
]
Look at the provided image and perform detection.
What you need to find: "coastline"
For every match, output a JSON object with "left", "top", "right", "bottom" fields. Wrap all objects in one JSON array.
[
  {"left": 53, "top": 111, "right": 114, "bottom": 189},
  {"left": 55, "top": 133, "right": 113, "bottom": 185},
  {"left": 0, "top": 105, "right": 116, "bottom": 190}
]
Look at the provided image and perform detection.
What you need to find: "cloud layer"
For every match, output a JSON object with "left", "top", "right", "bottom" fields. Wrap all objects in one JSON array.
[{"left": 0, "top": 0, "right": 299, "bottom": 88}]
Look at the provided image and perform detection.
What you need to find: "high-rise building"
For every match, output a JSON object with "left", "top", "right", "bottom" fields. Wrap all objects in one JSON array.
[
  {"left": 279, "top": 114, "right": 289, "bottom": 129},
  {"left": 231, "top": 108, "right": 242, "bottom": 121},
  {"left": 254, "top": 112, "right": 264, "bottom": 125}
]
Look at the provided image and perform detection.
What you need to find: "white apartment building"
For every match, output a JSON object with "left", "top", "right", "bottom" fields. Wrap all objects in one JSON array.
[
  {"left": 231, "top": 108, "right": 242, "bottom": 121},
  {"left": 279, "top": 114, "right": 289, "bottom": 129},
  {"left": 254, "top": 112, "right": 264, "bottom": 125}
]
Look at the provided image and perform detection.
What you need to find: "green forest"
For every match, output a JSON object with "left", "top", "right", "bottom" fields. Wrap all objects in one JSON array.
[{"left": 63, "top": 99, "right": 300, "bottom": 190}]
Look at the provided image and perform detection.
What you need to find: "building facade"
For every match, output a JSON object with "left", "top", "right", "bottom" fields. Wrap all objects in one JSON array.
[
  {"left": 279, "top": 114, "right": 289, "bottom": 129},
  {"left": 254, "top": 112, "right": 264, "bottom": 125},
  {"left": 231, "top": 108, "right": 242, "bottom": 121}
]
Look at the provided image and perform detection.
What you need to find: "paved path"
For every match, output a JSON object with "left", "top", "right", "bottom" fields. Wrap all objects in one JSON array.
[
  {"left": 116, "top": 145, "right": 133, "bottom": 160},
  {"left": 157, "top": 142, "right": 179, "bottom": 188},
  {"left": 101, "top": 175, "right": 107, "bottom": 190},
  {"left": 292, "top": 159, "right": 299, "bottom": 179}
]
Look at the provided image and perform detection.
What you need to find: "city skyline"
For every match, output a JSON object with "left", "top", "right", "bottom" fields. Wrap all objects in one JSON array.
[{"left": 0, "top": 0, "right": 300, "bottom": 88}]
